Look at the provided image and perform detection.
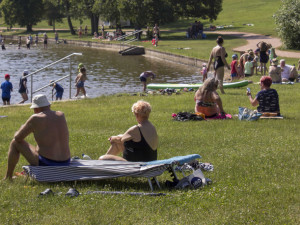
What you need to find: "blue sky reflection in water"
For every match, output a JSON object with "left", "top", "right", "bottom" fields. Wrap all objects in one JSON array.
[{"left": 0, "top": 43, "right": 201, "bottom": 104}]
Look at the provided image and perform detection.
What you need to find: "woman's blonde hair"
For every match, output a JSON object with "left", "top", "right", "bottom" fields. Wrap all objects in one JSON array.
[
  {"left": 132, "top": 100, "right": 152, "bottom": 119},
  {"left": 199, "top": 77, "right": 218, "bottom": 95}
]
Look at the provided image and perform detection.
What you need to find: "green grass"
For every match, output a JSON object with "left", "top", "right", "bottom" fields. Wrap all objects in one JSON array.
[
  {"left": 0, "top": 75, "right": 300, "bottom": 224},
  {"left": 157, "top": 0, "right": 282, "bottom": 36}
]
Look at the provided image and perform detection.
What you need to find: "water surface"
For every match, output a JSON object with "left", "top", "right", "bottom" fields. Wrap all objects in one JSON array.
[{"left": 0, "top": 43, "right": 201, "bottom": 104}]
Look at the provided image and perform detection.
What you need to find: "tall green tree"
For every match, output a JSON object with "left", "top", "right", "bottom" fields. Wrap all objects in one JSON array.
[
  {"left": 0, "top": 0, "right": 44, "bottom": 32},
  {"left": 43, "top": 0, "right": 64, "bottom": 32},
  {"left": 274, "top": 0, "right": 300, "bottom": 49}
]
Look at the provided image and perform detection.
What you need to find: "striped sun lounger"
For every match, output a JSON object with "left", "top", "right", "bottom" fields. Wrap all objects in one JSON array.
[{"left": 23, "top": 154, "right": 201, "bottom": 191}]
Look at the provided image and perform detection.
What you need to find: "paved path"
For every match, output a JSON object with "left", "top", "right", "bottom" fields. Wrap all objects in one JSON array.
[{"left": 208, "top": 31, "right": 300, "bottom": 58}]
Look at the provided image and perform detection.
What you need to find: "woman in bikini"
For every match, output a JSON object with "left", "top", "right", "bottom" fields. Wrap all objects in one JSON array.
[
  {"left": 194, "top": 77, "right": 226, "bottom": 118},
  {"left": 207, "top": 36, "right": 230, "bottom": 94},
  {"left": 99, "top": 100, "right": 158, "bottom": 162}
]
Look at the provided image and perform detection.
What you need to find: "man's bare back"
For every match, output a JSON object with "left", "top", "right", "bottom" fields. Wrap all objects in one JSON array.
[
  {"left": 15, "top": 110, "right": 70, "bottom": 161},
  {"left": 4, "top": 94, "right": 70, "bottom": 180}
]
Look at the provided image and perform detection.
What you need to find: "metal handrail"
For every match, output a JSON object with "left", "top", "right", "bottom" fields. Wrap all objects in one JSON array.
[
  {"left": 26, "top": 53, "right": 82, "bottom": 101},
  {"left": 116, "top": 30, "right": 142, "bottom": 41},
  {"left": 119, "top": 30, "right": 142, "bottom": 51}
]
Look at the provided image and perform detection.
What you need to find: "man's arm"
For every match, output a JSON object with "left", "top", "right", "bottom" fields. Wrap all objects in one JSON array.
[{"left": 14, "top": 117, "right": 34, "bottom": 142}]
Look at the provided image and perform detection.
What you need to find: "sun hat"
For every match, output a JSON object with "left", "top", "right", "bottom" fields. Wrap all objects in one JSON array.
[
  {"left": 271, "top": 58, "right": 278, "bottom": 66},
  {"left": 49, "top": 80, "right": 55, "bottom": 86},
  {"left": 202, "top": 63, "right": 207, "bottom": 67},
  {"left": 78, "top": 63, "right": 84, "bottom": 69},
  {"left": 30, "top": 94, "right": 51, "bottom": 109},
  {"left": 4, "top": 74, "right": 10, "bottom": 79}
]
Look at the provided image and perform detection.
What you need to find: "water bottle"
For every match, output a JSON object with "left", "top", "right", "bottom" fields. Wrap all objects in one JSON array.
[{"left": 82, "top": 154, "right": 91, "bottom": 160}]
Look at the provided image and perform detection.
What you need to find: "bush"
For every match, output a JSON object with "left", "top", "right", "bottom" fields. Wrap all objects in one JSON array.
[{"left": 273, "top": 0, "right": 300, "bottom": 49}]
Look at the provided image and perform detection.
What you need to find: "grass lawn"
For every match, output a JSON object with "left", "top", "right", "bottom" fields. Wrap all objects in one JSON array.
[
  {"left": 164, "top": 0, "right": 281, "bottom": 37},
  {"left": 0, "top": 75, "right": 300, "bottom": 224}
]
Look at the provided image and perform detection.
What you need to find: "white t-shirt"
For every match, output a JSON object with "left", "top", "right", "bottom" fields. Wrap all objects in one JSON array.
[{"left": 281, "top": 65, "right": 292, "bottom": 79}]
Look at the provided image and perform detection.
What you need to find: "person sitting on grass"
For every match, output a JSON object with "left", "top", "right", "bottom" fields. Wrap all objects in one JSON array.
[
  {"left": 99, "top": 100, "right": 158, "bottom": 162},
  {"left": 280, "top": 59, "right": 298, "bottom": 82},
  {"left": 268, "top": 58, "right": 281, "bottom": 83},
  {"left": 3, "top": 94, "right": 71, "bottom": 180},
  {"left": 246, "top": 76, "right": 280, "bottom": 116},
  {"left": 50, "top": 80, "right": 64, "bottom": 100},
  {"left": 194, "top": 77, "right": 226, "bottom": 118}
]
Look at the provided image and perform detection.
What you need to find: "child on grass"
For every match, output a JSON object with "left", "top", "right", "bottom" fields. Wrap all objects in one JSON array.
[
  {"left": 230, "top": 54, "right": 239, "bottom": 81},
  {"left": 201, "top": 63, "right": 208, "bottom": 82},
  {"left": 244, "top": 57, "right": 253, "bottom": 77}
]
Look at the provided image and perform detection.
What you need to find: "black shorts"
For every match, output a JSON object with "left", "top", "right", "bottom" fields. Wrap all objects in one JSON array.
[
  {"left": 2, "top": 97, "right": 10, "bottom": 102},
  {"left": 44, "top": 40, "right": 47, "bottom": 44},
  {"left": 140, "top": 76, "right": 147, "bottom": 82}
]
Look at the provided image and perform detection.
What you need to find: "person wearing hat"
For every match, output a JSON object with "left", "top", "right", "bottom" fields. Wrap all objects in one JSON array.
[
  {"left": 18, "top": 70, "right": 29, "bottom": 104},
  {"left": 268, "top": 59, "right": 281, "bottom": 83},
  {"left": 78, "top": 63, "right": 84, "bottom": 72},
  {"left": 230, "top": 54, "right": 239, "bottom": 81},
  {"left": 3, "top": 94, "right": 71, "bottom": 180},
  {"left": 1, "top": 74, "right": 13, "bottom": 105},
  {"left": 50, "top": 80, "right": 64, "bottom": 100}
]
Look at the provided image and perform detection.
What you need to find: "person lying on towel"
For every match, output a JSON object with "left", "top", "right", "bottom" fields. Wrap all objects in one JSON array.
[
  {"left": 246, "top": 76, "right": 280, "bottom": 116},
  {"left": 194, "top": 77, "right": 226, "bottom": 118},
  {"left": 99, "top": 100, "right": 158, "bottom": 162},
  {"left": 3, "top": 94, "right": 71, "bottom": 180}
]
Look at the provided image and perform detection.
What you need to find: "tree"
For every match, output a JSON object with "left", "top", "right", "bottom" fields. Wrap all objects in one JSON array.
[
  {"left": 274, "top": 0, "right": 300, "bottom": 49},
  {"left": 43, "top": 0, "right": 64, "bottom": 32},
  {"left": 0, "top": 0, "right": 44, "bottom": 32}
]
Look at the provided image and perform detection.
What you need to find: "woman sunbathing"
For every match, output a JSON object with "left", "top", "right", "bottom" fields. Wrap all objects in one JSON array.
[
  {"left": 194, "top": 77, "right": 226, "bottom": 118},
  {"left": 99, "top": 100, "right": 158, "bottom": 162}
]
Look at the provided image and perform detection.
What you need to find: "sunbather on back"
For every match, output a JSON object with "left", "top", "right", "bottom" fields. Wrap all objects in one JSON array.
[
  {"left": 99, "top": 100, "right": 158, "bottom": 162},
  {"left": 3, "top": 94, "right": 71, "bottom": 180}
]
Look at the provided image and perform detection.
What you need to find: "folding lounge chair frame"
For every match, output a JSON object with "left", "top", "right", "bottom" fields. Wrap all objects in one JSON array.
[{"left": 23, "top": 154, "right": 201, "bottom": 191}]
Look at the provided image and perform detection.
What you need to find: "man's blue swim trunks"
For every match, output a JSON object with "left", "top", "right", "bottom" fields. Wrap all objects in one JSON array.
[{"left": 38, "top": 155, "right": 70, "bottom": 166}]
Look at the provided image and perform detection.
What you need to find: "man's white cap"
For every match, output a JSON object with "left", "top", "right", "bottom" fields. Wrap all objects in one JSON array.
[
  {"left": 280, "top": 59, "right": 285, "bottom": 63},
  {"left": 30, "top": 94, "right": 51, "bottom": 109}
]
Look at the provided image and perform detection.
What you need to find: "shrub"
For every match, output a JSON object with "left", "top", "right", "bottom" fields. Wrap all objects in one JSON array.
[{"left": 273, "top": 0, "right": 300, "bottom": 49}]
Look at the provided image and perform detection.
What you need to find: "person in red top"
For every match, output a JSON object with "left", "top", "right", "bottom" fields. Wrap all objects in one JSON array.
[{"left": 231, "top": 54, "right": 239, "bottom": 80}]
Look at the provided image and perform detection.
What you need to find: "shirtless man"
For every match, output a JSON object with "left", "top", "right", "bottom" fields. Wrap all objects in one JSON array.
[{"left": 3, "top": 94, "right": 71, "bottom": 180}]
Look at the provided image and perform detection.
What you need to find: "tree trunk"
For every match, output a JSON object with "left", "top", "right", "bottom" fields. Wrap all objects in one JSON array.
[
  {"left": 26, "top": 24, "right": 33, "bottom": 32},
  {"left": 91, "top": 15, "right": 95, "bottom": 35},
  {"left": 53, "top": 20, "right": 55, "bottom": 32},
  {"left": 94, "top": 15, "right": 99, "bottom": 35},
  {"left": 67, "top": 16, "right": 75, "bottom": 35}
]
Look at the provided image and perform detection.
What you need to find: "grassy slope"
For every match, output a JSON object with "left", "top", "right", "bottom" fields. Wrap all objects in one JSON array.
[{"left": 0, "top": 76, "right": 300, "bottom": 224}]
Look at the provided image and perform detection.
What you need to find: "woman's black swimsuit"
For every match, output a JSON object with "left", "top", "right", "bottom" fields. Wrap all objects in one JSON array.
[
  {"left": 123, "top": 127, "right": 157, "bottom": 162},
  {"left": 214, "top": 53, "right": 228, "bottom": 70}
]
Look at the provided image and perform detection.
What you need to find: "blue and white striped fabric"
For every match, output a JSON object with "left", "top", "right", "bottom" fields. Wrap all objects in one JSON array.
[{"left": 22, "top": 154, "right": 200, "bottom": 182}]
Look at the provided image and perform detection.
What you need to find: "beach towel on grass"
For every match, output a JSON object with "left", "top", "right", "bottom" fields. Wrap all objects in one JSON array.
[{"left": 23, "top": 154, "right": 201, "bottom": 182}]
